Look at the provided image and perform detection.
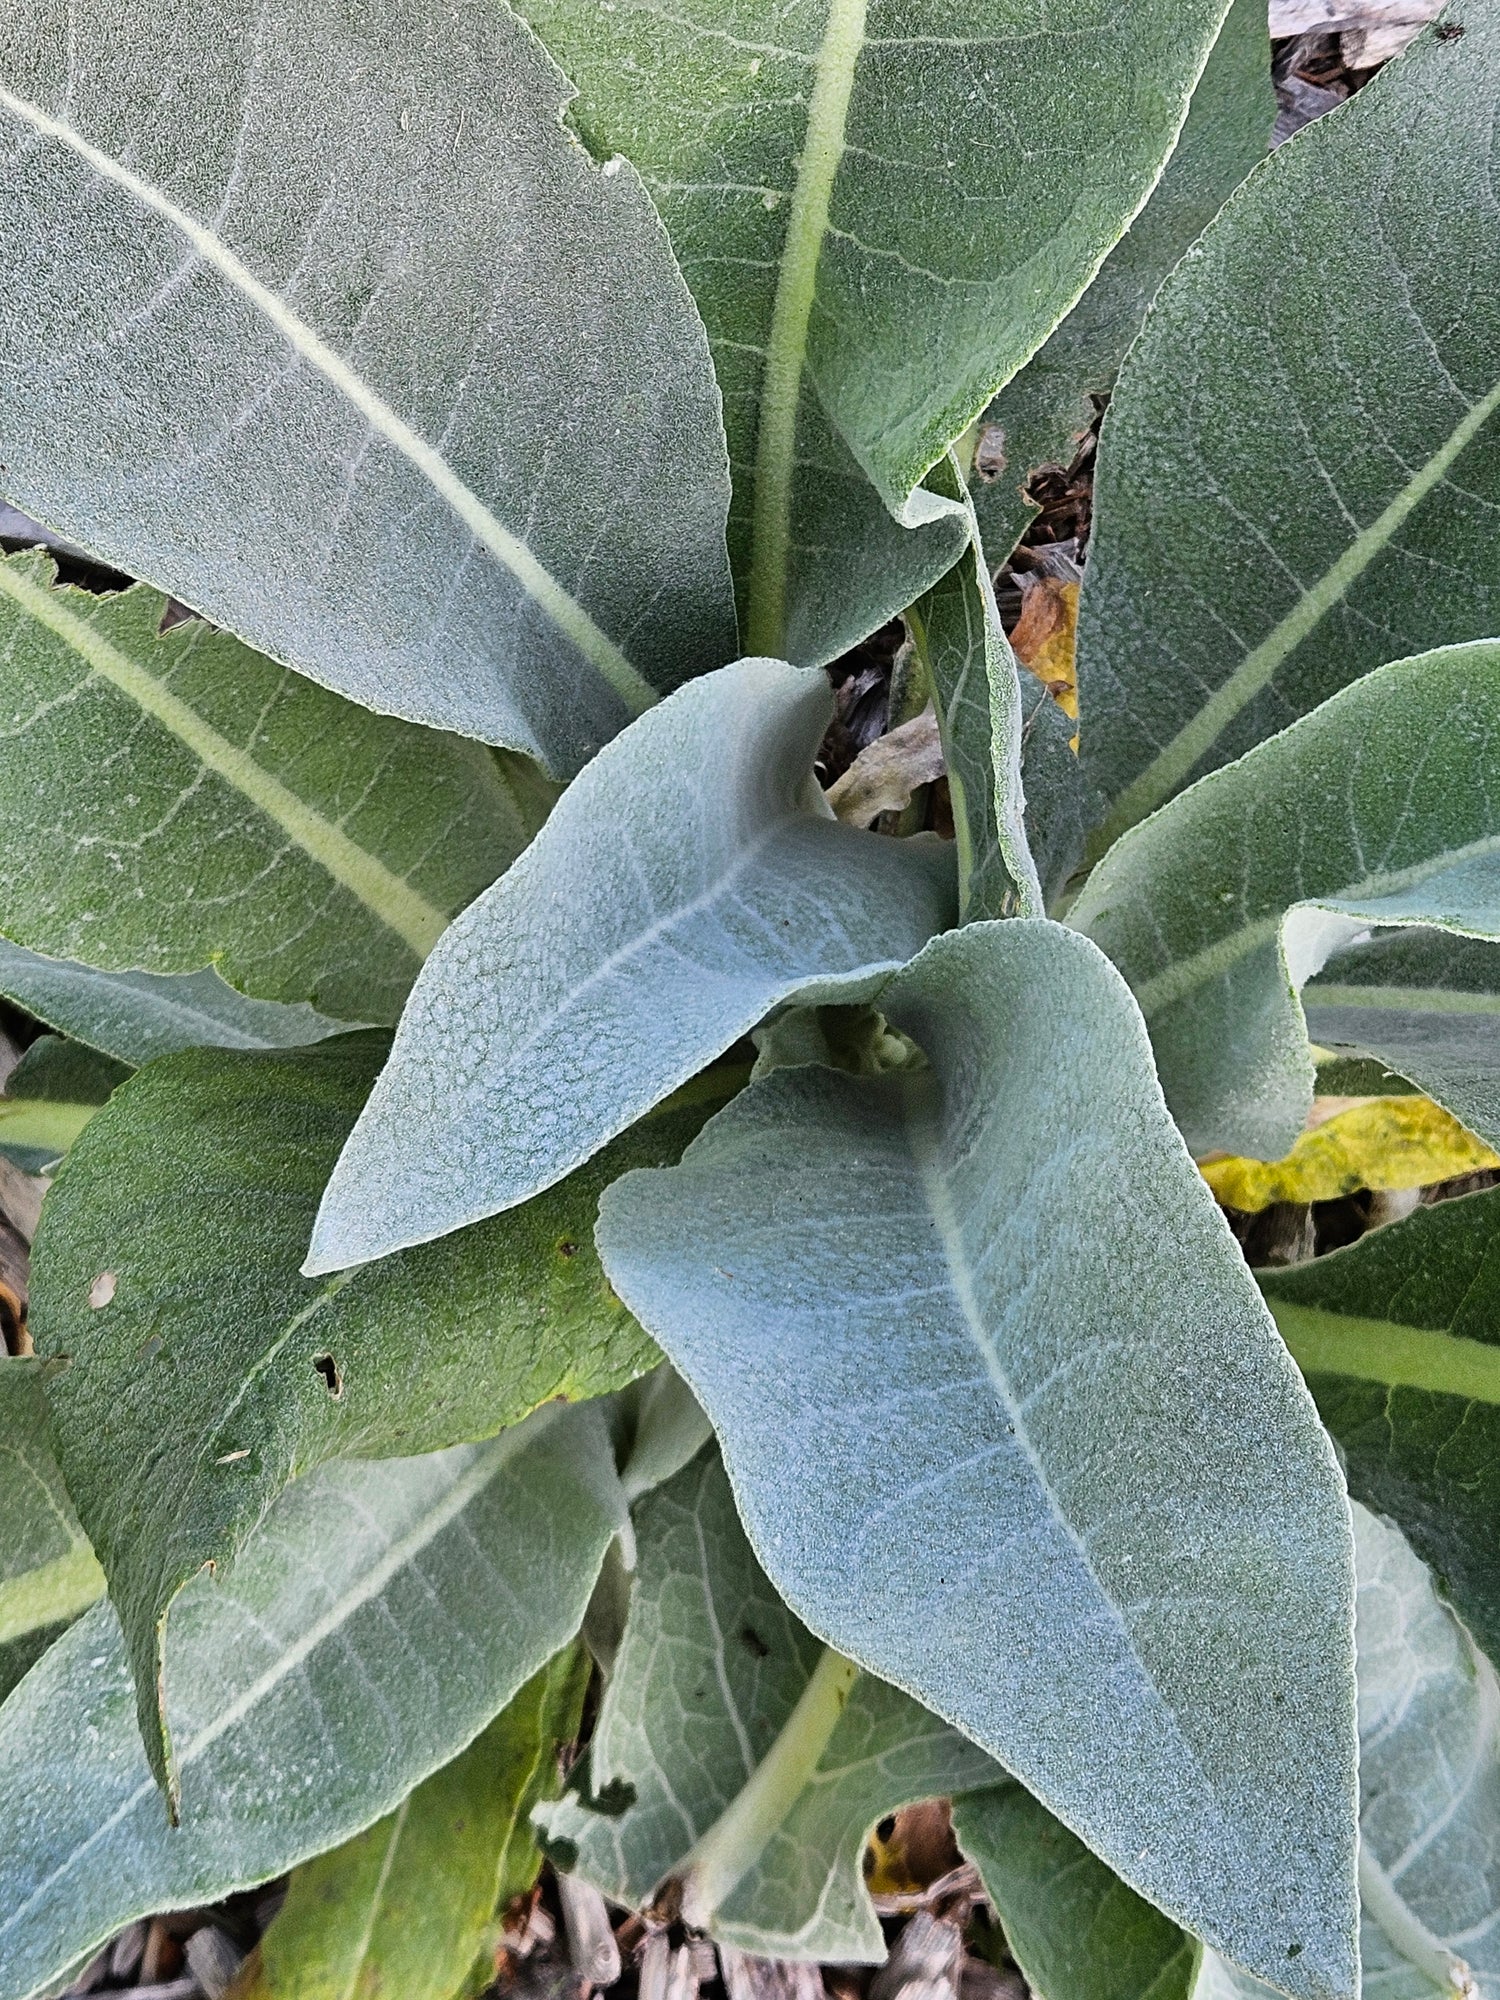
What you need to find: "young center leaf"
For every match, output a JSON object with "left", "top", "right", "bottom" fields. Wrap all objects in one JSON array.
[
  {"left": 907, "top": 470, "right": 1041, "bottom": 923},
  {"left": 0, "top": 1360, "right": 104, "bottom": 1703},
  {"left": 969, "top": 0, "right": 1273, "bottom": 570},
  {"left": 240, "top": 1648, "right": 589, "bottom": 2000},
  {"left": 1303, "top": 927, "right": 1500, "bottom": 1151},
  {"left": 0, "top": 0, "right": 736, "bottom": 774},
  {"left": 951, "top": 1786, "right": 1197, "bottom": 2000},
  {"left": 1194, "top": 1505, "right": 1500, "bottom": 2000},
  {"left": 1259, "top": 1183, "right": 1500, "bottom": 1669},
  {"left": 0, "top": 941, "right": 349, "bottom": 1069},
  {"left": 1070, "top": 643, "right": 1500, "bottom": 1161},
  {"left": 538, "top": 1447, "right": 999, "bottom": 1961},
  {"left": 307, "top": 658, "right": 956, "bottom": 1272},
  {"left": 0, "top": 1404, "right": 625, "bottom": 2000},
  {"left": 1079, "top": 11, "right": 1500, "bottom": 846},
  {"left": 0, "top": 554, "right": 541, "bottom": 1024},
  {"left": 597, "top": 919, "right": 1359, "bottom": 1999},
  {"left": 28, "top": 1033, "right": 718, "bottom": 1801},
  {"left": 513, "top": 0, "right": 1232, "bottom": 662}
]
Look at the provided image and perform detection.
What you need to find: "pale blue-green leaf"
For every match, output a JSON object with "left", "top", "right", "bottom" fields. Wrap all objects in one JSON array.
[
  {"left": 540, "top": 1447, "right": 997, "bottom": 1960},
  {"left": 1304, "top": 928, "right": 1500, "bottom": 1150},
  {"left": 1192, "top": 1505, "right": 1500, "bottom": 2000},
  {"left": 0, "top": 1402, "right": 624, "bottom": 2000},
  {"left": 616, "top": 1366, "right": 716, "bottom": 1506},
  {"left": 1078, "top": 11, "right": 1500, "bottom": 845},
  {"left": 0, "top": 941, "right": 349, "bottom": 1068},
  {"left": 909, "top": 465, "right": 1040, "bottom": 922},
  {"left": 952, "top": 1785, "right": 1197, "bottom": 2000},
  {"left": 1070, "top": 644, "right": 1500, "bottom": 1160},
  {"left": 597, "top": 918, "right": 1358, "bottom": 2000},
  {"left": 307, "top": 658, "right": 956, "bottom": 1272},
  {"left": 513, "top": 0, "right": 1231, "bottom": 662},
  {"left": 969, "top": 0, "right": 1273, "bottom": 569},
  {"left": 0, "top": 0, "right": 735, "bottom": 774},
  {"left": 0, "top": 1360, "right": 103, "bottom": 1703}
]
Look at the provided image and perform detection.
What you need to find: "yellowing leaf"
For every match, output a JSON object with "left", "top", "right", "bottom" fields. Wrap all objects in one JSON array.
[{"left": 1201, "top": 1097, "right": 1500, "bottom": 1212}]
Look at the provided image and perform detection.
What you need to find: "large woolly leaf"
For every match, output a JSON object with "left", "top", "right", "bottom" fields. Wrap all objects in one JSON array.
[
  {"left": 0, "top": 1360, "right": 103, "bottom": 1703},
  {"left": 1194, "top": 1506, "right": 1500, "bottom": 2000},
  {"left": 0, "top": 1404, "right": 624, "bottom": 2000},
  {"left": 539, "top": 1447, "right": 998, "bottom": 1960},
  {"left": 952, "top": 1787, "right": 1196, "bottom": 2000},
  {"left": 29, "top": 1032, "right": 715, "bottom": 1801},
  {"left": 0, "top": 941, "right": 348, "bottom": 1068},
  {"left": 907, "top": 472, "right": 1040, "bottom": 923},
  {"left": 0, "top": 553, "right": 539, "bottom": 1023},
  {"left": 1260, "top": 1184, "right": 1500, "bottom": 1668},
  {"left": 969, "top": 0, "right": 1273, "bottom": 569},
  {"left": 241, "top": 1648, "right": 588, "bottom": 2000},
  {"left": 597, "top": 919, "right": 1358, "bottom": 1999},
  {"left": 1070, "top": 644, "right": 1500, "bottom": 1160},
  {"left": 1304, "top": 928, "right": 1500, "bottom": 1150},
  {"left": 308, "top": 659, "right": 955, "bottom": 1271},
  {"left": 0, "top": 0, "right": 735, "bottom": 774},
  {"left": 513, "top": 0, "right": 1232, "bottom": 661},
  {"left": 1078, "top": 12, "right": 1500, "bottom": 844}
]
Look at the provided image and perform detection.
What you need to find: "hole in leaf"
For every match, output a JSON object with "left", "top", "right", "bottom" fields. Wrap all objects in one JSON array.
[
  {"left": 313, "top": 1353, "right": 343, "bottom": 1399},
  {"left": 88, "top": 1271, "right": 116, "bottom": 1309}
]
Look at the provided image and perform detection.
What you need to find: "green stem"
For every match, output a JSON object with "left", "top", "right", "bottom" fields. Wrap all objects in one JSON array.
[{"left": 678, "top": 1647, "right": 859, "bottom": 1927}]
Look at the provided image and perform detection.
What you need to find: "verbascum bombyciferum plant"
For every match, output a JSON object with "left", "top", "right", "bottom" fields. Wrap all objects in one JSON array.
[{"left": 1, "top": 5, "right": 1498, "bottom": 1999}]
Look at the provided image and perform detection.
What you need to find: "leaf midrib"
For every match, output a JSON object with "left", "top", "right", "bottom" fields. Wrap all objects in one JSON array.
[
  {"left": 0, "top": 84, "right": 656, "bottom": 718},
  {"left": 0, "top": 557, "right": 447, "bottom": 961},
  {"left": 744, "top": 0, "right": 867, "bottom": 654},
  {"left": 1305, "top": 982, "right": 1500, "bottom": 1017},
  {"left": 1097, "top": 369, "right": 1500, "bottom": 847},
  {"left": 1270, "top": 1299, "right": 1500, "bottom": 1406},
  {"left": 900, "top": 1088, "right": 1214, "bottom": 1797}
]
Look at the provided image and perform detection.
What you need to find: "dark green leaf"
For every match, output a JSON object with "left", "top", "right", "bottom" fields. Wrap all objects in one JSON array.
[
  {"left": 1260, "top": 1183, "right": 1500, "bottom": 1666},
  {"left": 952, "top": 1786, "right": 1196, "bottom": 2000},
  {"left": 31, "top": 1033, "right": 715, "bottom": 1801}
]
